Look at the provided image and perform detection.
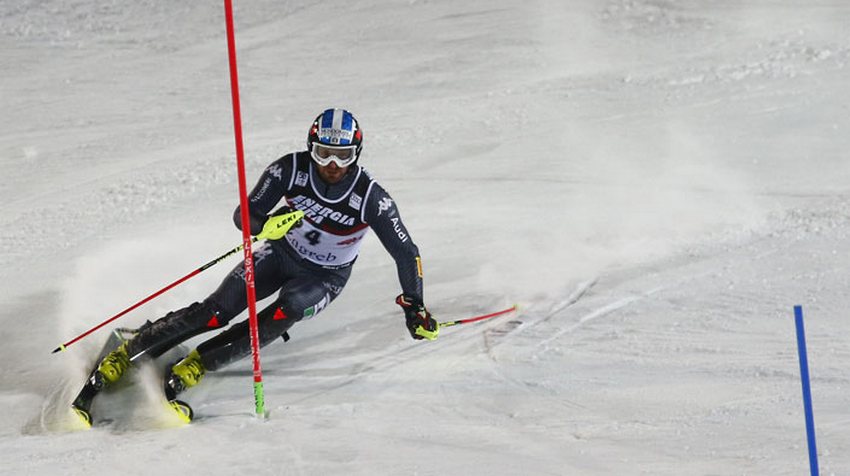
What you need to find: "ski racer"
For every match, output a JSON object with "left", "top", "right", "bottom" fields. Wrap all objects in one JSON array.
[{"left": 71, "top": 108, "right": 438, "bottom": 424}]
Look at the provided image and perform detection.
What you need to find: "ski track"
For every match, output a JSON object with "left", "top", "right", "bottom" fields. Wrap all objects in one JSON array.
[
  {"left": 537, "top": 285, "right": 668, "bottom": 351},
  {"left": 181, "top": 287, "right": 598, "bottom": 426},
  {"left": 263, "top": 302, "right": 526, "bottom": 408},
  {"left": 482, "top": 278, "right": 597, "bottom": 361}
]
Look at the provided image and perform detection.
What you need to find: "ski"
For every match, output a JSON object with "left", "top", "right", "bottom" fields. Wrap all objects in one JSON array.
[
  {"left": 70, "top": 327, "right": 195, "bottom": 427},
  {"left": 70, "top": 370, "right": 102, "bottom": 428},
  {"left": 70, "top": 327, "right": 136, "bottom": 428},
  {"left": 164, "top": 372, "right": 194, "bottom": 423},
  {"left": 166, "top": 397, "right": 194, "bottom": 424}
]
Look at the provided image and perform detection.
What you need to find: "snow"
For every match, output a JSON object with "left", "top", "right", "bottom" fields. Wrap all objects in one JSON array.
[{"left": 2, "top": 0, "right": 849, "bottom": 474}]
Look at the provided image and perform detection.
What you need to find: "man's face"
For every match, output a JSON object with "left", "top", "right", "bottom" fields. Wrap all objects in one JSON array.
[{"left": 316, "top": 161, "right": 349, "bottom": 184}]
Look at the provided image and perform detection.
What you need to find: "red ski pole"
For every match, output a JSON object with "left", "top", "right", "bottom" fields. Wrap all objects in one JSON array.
[
  {"left": 51, "top": 242, "right": 248, "bottom": 354},
  {"left": 438, "top": 304, "right": 518, "bottom": 329},
  {"left": 51, "top": 211, "right": 303, "bottom": 354}
]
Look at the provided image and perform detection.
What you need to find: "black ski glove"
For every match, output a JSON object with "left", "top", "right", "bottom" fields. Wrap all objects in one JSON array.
[
  {"left": 396, "top": 294, "right": 439, "bottom": 341},
  {"left": 233, "top": 206, "right": 267, "bottom": 235}
]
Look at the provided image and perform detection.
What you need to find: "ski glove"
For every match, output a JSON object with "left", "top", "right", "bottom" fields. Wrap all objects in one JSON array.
[
  {"left": 233, "top": 206, "right": 267, "bottom": 235},
  {"left": 234, "top": 206, "right": 304, "bottom": 238},
  {"left": 396, "top": 294, "right": 439, "bottom": 341},
  {"left": 258, "top": 207, "right": 305, "bottom": 241}
]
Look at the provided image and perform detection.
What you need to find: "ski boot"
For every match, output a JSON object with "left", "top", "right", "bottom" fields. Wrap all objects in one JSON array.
[
  {"left": 70, "top": 342, "right": 131, "bottom": 428},
  {"left": 97, "top": 343, "right": 131, "bottom": 384},
  {"left": 163, "top": 349, "right": 205, "bottom": 423}
]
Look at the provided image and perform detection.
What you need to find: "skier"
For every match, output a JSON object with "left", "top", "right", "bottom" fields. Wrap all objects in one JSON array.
[{"left": 72, "top": 108, "right": 438, "bottom": 425}]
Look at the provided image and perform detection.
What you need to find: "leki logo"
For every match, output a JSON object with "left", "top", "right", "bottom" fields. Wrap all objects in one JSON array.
[{"left": 377, "top": 197, "right": 393, "bottom": 216}]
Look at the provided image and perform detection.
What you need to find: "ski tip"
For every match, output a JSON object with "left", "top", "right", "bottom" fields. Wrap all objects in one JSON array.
[
  {"left": 52, "top": 345, "right": 66, "bottom": 354},
  {"left": 70, "top": 405, "right": 92, "bottom": 429},
  {"left": 168, "top": 400, "right": 194, "bottom": 424}
]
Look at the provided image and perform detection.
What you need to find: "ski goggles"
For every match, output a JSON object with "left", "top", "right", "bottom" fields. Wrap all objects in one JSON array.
[{"left": 310, "top": 143, "right": 358, "bottom": 167}]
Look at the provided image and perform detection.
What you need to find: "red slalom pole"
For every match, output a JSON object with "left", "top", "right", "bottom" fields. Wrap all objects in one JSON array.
[
  {"left": 223, "top": 0, "right": 266, "bottom": 418},
  {"left": 438, "top": 304, "right": 518, "bottom": 329}
]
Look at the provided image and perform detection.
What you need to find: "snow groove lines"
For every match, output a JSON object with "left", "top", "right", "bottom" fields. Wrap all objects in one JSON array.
[
  {"left": 542, "top": 278, "right": 599, "bottom": 324},
  {"left": 482, "top": 279, "right": 597, "bottom": 361},
  {"left": 538, "top": 284, "right": 669, "bottom": 350}
]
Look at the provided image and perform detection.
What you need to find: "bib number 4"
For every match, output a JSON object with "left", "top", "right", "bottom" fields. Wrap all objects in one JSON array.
[{"left": 304, "top": 230, "right": 322, "bottom": 245}]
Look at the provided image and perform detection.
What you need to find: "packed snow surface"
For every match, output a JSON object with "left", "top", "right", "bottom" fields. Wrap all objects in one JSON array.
[{"left": 2, "top": 1, "right": 849, "bottom": 475}]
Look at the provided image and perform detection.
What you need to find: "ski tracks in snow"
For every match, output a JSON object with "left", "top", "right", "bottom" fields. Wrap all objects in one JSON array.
[
  {"left": 512, "top": 264, "right": 719, "bottom": 360},
  {"left": 481, "top": 277, "right": 598, "bottom": 360},
  {"left": 536, "top": 283, "right": 670, "bottom": 351}
]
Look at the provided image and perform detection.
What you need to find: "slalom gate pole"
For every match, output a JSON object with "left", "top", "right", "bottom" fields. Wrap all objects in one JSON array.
[
  {"left": 223, "top": 0, "right": 266, "bottom": 419},
  {"left": 52, "top": 240, "right": 253, "bottom": 354},
  {"left": 438, "top": 304, "right": 518, "bottom": 329},
  {"left": 794, "top": 305, "right": 819, "bottom": 476}
]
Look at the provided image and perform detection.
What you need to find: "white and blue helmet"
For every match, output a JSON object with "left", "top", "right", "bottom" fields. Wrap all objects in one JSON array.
[{"left": 307, "top": 108, "right": 363, "bottom": 167}]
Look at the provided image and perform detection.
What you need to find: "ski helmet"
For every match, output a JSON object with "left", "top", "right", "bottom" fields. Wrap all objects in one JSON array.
[{"left": 307, "top": 108, "right": 363, "bottom": 167}]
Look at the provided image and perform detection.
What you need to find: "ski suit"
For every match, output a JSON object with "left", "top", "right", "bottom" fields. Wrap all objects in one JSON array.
[{"left": 125, "top": 151, "right": 423, "bottom": 371}]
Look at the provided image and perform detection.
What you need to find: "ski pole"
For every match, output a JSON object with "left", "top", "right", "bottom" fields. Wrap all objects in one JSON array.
[
  {"left": 51, "top": 211, "right": 304, "bottom": 354},
  {"left": 438, "top": 304, "right": 518, "bottom": 329}
]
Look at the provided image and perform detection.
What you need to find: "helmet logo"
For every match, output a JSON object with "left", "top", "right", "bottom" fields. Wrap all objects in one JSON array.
[{"left": 318, "top": 127, "right": 354, "bottom": 145}]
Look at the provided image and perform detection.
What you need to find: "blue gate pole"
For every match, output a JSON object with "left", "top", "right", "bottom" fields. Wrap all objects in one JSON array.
[{"left": 794, "top": 305, "right": 819, "bottom": 476}]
